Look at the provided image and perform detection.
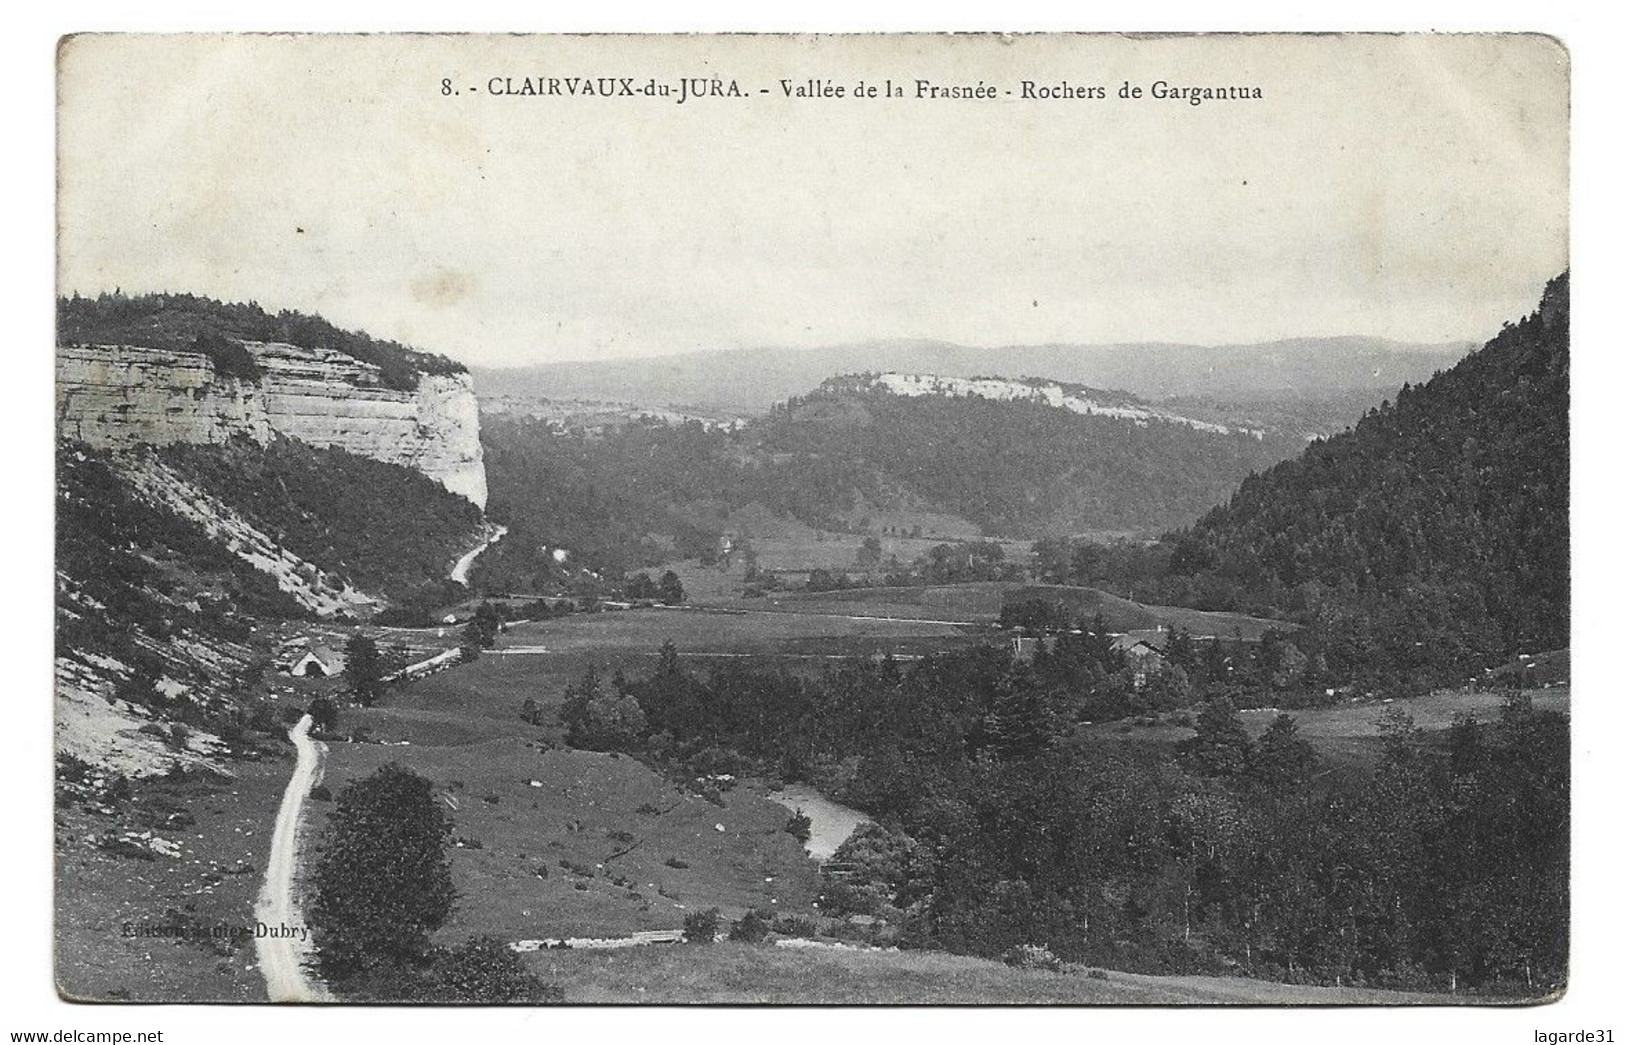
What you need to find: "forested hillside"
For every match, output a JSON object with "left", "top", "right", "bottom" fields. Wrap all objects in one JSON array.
[
  {"left": 477, "top": 386, "right": 1298, "bottom": 587},
  {"left": 56, "top": 443, "right": 304, "bottom": 707},
  {"left": 58, "top": 292, "right": 466, "bottom": 390},
  {"left": 757, "top": 390, "right": 1298, "bottom": 535},
  {"left": 158, "top": 437, "right": 484, "bottom": 601},
  {"left": 1063, "top": 273, "right": 1568, "bottom": 690}
]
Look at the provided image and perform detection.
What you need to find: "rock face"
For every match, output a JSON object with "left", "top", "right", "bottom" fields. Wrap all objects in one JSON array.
[
  {"left": 852, "top": 372, "right": 1262, "bottom": 438},
  {"left": 57, "top": 341, "right": 488, "bottom": 508}
]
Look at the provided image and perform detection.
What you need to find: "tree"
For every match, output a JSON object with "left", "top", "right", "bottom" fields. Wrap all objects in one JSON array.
[
  {"left": 343, "top": 635, "right": 384, "bottom": 707},
  {"left": 459, "top": 622, "right": 485, "bottom": 661},
  {"left": 308, "top": 694, "right": 340, "bottom": 734},
  {"left": 1252, "top": 713, "right": 1317, "bottom": 789},
  {"left": 310, "top": 763, "right": 457, "bottom": 978},
  {"left": 658, "top": 570, "right": 686, "bottom": 605},
  {"left": 560, "top": 664, "right": 648, "bottom": 751},
  {"left": 785, "top": 809, "right": 813, "bottom": 843},
  {"left": 1141, "top": 664, "right": 1194, "bottom": 711},
  {"left": 856, "top": 536, "right": 883, "bottom": 569},
  {"left": 469, "top": 601, "right": 503, "bottom": 647},
  {"left": 1180, "top": 698, "right": 1255, "bottom": 778},
  {"left": 728, "top": 909, "right": 773, "bottom": 943},
  {"left": 429, "top": 935, "right": 555, "bottom": 1003},
  {"left": 519, "top": 696, "right": 543, "bottom": 726},
  {"left": 683, "top": 908, "right": 721, "bottom": 944}
]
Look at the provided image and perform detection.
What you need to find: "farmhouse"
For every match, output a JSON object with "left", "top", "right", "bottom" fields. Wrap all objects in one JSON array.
[
  {"left": 1111, "top": 630, "right": 1169, "bottom": 687},
  {"left": 286, "top": 644, "right": 346, "bottom": 678}
]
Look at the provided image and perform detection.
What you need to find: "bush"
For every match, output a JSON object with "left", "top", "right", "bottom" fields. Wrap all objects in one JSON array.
[
  {"left": 682, "top": 908, "right": 721, "bottom": 944},
  {"left": 191, "top": 331, "right": 262, "bottom": 382},
  {"left": 728, "top": 909, "right": 772, "bottom": 943},
  {"left": 771, "top": 914, "right": 818, "bottom": 939},
  {"left": 665, "top": 856, "right": 690, "bottom": 870},
  {"left": 429, "top": 935, "right": 558, "bottom": 1003},
  {"left": 785, "top": 809, "right": 813, "bottom": 844},
  {"left": 1003, "top": 943, "right": 1063, "bottom": 972}
]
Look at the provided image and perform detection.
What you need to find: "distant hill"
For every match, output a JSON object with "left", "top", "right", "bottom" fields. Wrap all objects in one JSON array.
[
  {"left": 757, "top": 384, "right": 1302, "bottom": 536},
  {"left": 474, "top": 336, "right": 1473, "bottom": 416},
  {"left": 475, "top": 376, "right": 1304, "bottom": 588},
  {"left": 828, "top": 372, "right": 1263, "bottom": 436}
]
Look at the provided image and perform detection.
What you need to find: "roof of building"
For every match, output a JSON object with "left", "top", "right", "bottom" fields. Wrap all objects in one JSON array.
[
  {"left": 290, "top": 644, "right": 346, "bottom": 673},
  {"left": 1112, "top": 629, "right": 1169, "bottom": 654}
]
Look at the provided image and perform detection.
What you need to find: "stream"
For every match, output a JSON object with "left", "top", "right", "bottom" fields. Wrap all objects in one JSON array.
[{"left": 767, "top": 784, "right": 870, "bottom": 861}]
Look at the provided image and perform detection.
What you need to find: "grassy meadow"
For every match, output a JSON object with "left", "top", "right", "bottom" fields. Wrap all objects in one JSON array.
[{"left": 520, "top": 938, "right": 1460, "bottom": 1005}]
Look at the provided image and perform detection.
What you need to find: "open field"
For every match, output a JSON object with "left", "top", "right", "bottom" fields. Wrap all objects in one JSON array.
[
  {"left": 54, "top": 752, "right": 293, "bottom": 1002},
  {"left": 317, "top": 641, "right": 827, "bottom": 946},
  {"left": 707, "top": 580, "right": 1288, "bottom": 639},
  {"left": 521, "top": 939, "right": 1463, "bottom": 1005},
  {"left": 508, "top": 605, "right": 969, "bottom": 649},
  {"left": 1073, "top": 687, "right": 1572, "bottom": 766}
]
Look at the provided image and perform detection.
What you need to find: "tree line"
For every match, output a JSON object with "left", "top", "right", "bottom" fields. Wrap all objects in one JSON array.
[
  {"left": 58, "top": 291, "right": 466, "bottom": 391},
  {"left": 544, "top": 641, "right": 1565, "bottom": 994},
  {"left": 1054, "top": 273, "right": 1569, "bottom": 693}
]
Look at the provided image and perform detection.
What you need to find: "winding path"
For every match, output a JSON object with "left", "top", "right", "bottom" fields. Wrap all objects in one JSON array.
[
  {"left": 451, "top": 524, "right": 507, "bottom": 586},
  {"left": 254, "top": 714, "right": 332, "bottom": 1002}
]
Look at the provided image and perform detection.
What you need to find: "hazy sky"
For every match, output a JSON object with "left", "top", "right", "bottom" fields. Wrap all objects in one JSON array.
[{"left": 57, "top": 33, "right": 1568, "bottom": 367}]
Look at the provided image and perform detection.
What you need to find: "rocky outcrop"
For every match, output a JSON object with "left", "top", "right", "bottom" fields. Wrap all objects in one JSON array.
[
  {"left": 846, "top": 372, "right": 1264, "bottom": 438},
  {"left": 57, "top": 341, "right": 487, "bottom": 508}
]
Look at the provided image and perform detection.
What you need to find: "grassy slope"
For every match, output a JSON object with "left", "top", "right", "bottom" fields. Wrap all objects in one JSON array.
[
  {"left": 313, "top": 625, "right": 830, "bottom": 945},
  {"left": 523, "top": 940, "right": 1460, "bottom": 1005},
  {"left": 721, "top": 580, "right": 1287, "bottom": 639},
  {"left": 1073, "top": 687, "right": 1571, "bottom": 767},
  {"left": 54, "top": 755, "right": 293, "bottom": 1002}
]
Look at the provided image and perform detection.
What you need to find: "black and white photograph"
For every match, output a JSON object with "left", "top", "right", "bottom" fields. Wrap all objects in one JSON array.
[{"left": 42, "top": 28, "right": 1579, "bottom": 1017}]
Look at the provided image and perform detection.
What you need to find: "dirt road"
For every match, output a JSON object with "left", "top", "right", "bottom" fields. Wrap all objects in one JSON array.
[
  {"left": 253, "top": 714, "right": 332, "bottom": 1002},
  {"left": 451, "top": 524, "right": 508, "bottom": 585}
]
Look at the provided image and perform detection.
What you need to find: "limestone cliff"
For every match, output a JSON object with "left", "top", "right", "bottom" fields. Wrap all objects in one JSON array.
[{"left": 57, "top": 341, "right": 488, "bottom": 508}]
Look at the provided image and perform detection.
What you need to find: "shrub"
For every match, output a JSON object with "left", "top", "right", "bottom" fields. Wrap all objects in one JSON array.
[
  {"left": 308, "top": 695, "right": 340, "bottom": 734},
  {"left": 105, "top": 773, "right": 133, "bottom": 803},
  {"left": 785, "top": 809, "right": 813, "bottom": 843},
  {"left": 665, "top": 856, "right": 690, "bottom": 870},
  {"left": 682, "top": 908, "right": 721, "bottom": 944},
  {"left": 728, "top": 908, "right": 772, "bottom": 943},
  {"left": 429, "top": 935, "right": 558, "bottom": 1003},
  {"left": 1003, "top": 943, "right": 1063, "bottom": 972},
  {"left": 309, "top": 784, "right": 332, "bottom": 802},
  {"left": 771, "top": 914, "right": 818, "bottom": 939},
  {"left": 192, "top": 332, "right": 263, "bottom": 382}
]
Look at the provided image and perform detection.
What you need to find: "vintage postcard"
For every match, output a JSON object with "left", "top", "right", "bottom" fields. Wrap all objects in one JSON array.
[{"left": 54, "top": 32, "right": 1568, "bottom": 1005}]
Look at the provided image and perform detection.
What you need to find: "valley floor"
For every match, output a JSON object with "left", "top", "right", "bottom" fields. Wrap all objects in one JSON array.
[{"left": 53, "top": 588, "right": 1567, "bottom": 1005}]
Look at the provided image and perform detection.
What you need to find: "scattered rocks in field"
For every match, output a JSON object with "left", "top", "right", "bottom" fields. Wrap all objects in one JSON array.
[{"left": 96, "top": 830, "right": 182, "bottom": 860}]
